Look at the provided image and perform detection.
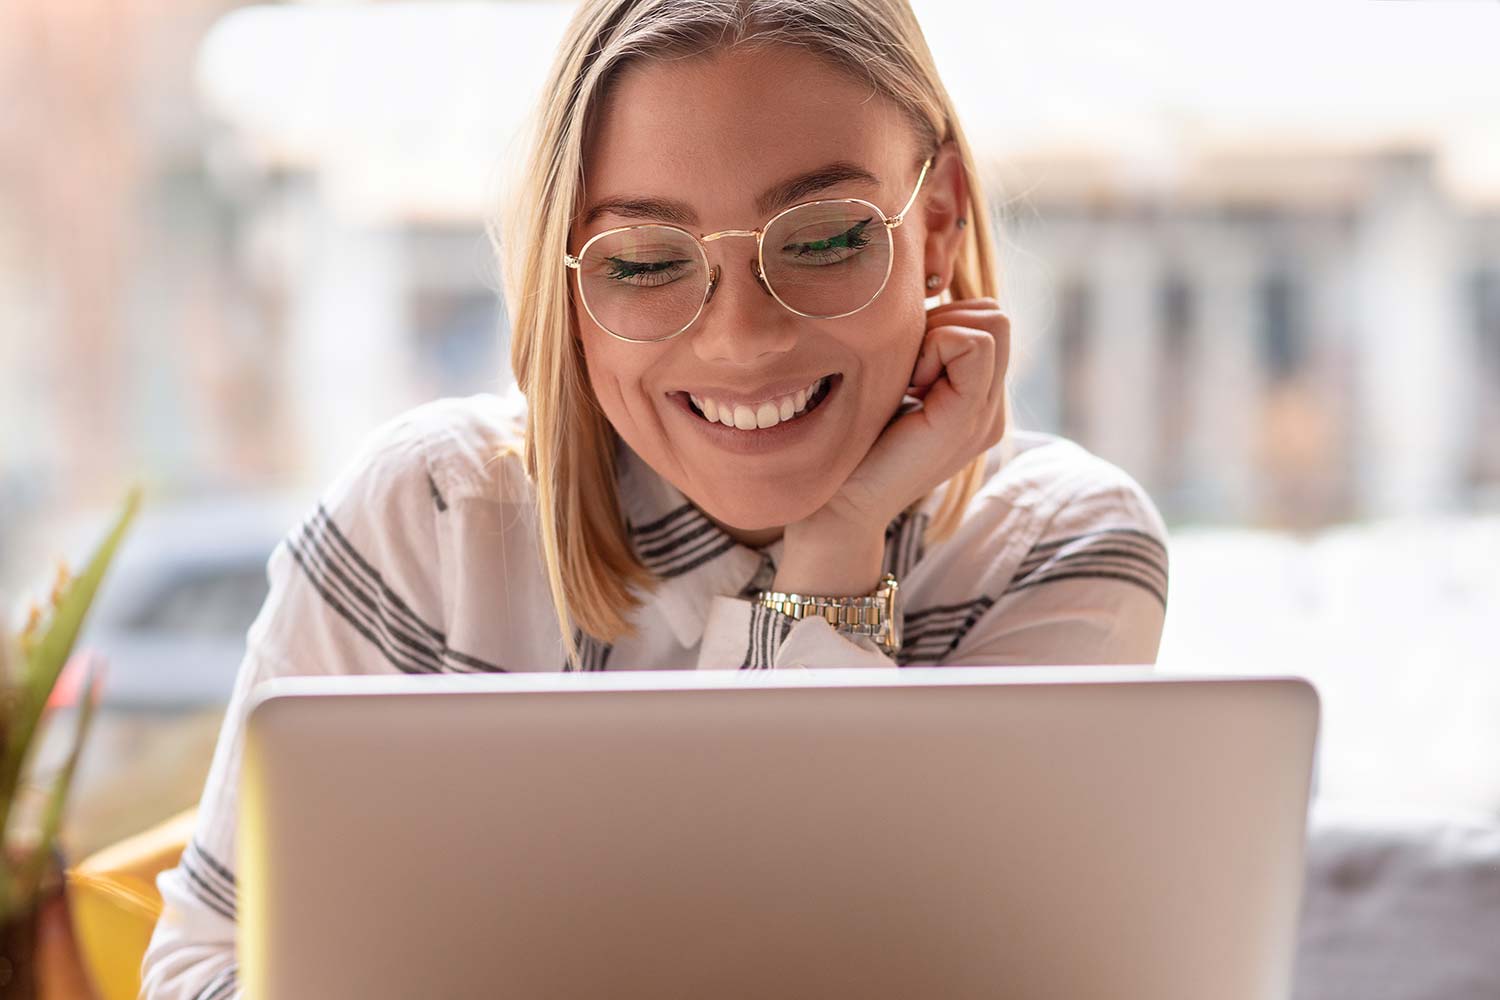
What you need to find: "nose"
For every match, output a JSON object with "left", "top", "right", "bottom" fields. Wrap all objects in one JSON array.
[{"left": 690, "top": 253, "right": 797, "bottom": 366}]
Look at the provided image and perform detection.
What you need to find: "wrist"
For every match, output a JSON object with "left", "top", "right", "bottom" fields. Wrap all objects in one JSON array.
[{"left": 770, "top": 517, "right": 886, "bottom": 597}]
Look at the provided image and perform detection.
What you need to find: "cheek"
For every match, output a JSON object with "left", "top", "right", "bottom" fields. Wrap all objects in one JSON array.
[
  {"left": 854, "top": 290, "right": 927, "bottom": 383},
  {"left": 577, "top": 316, "right": 658, "bottom": 419}
]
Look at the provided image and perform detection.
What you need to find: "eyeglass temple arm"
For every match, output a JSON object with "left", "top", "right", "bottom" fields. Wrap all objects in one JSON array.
[{"left": 886, "top": 156, "right": 934, "bottom": 229}]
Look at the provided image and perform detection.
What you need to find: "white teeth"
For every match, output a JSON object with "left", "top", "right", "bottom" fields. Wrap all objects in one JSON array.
[{"left": 691, "top": 375, "right": 830, "bottom": 431}]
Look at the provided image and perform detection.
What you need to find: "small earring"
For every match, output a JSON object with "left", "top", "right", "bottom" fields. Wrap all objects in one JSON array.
[
  {"left": 925, "top": 273, "right": 943, "bottom": 290},
  {"left": 957, "top": 217, "right": 967, "bottom": 229}
]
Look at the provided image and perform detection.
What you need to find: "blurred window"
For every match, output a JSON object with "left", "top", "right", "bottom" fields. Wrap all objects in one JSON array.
[
  {"left": 126, "top": 564, "right": 270, "bottom": 636},
  {"left": 1158, "top": 271, "right": 1196, "bottom": 489},
  {"left": 1472, "top": 267, "right": 1500, "bottom": 375},
  {"left": 411, "top": 289, "right": 505, "bottom": 397},
  {"left": 1258, "top": 270, "right": 1304, "bottom": 381},
  {"left": 1058, "top": 276, "right": 1093, "bottom": 441}
]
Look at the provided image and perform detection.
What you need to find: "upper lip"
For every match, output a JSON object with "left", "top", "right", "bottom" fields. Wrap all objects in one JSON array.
[{"left": 671, "top": 373, "right": 836, "bottom": 409}]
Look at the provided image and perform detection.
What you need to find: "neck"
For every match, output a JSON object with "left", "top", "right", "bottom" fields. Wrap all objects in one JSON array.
[{"left": 708, "top": 515, "right": 783, "bottom": 550}]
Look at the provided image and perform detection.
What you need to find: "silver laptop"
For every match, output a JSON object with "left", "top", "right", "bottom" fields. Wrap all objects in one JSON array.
[{"left": 238, "top": 667, "right": 1320, "bottom": 999}]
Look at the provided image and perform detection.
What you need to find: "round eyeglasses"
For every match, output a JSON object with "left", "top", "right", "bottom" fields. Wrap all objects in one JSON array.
[{"left": 563, "top": 157, "right": 933, "bottom": 344}]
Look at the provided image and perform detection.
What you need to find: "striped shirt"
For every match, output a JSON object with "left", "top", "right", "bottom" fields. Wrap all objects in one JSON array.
[{"left": 139, "top": 388, "right": 1170, "bottom": 999}]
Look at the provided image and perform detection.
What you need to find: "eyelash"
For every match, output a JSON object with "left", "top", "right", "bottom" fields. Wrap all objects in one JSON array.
[
  {"left": 603, "top": 257, "right": 691, "bottom": 286},
  {"left": 780, "top": 218, "right": 874, "bottom": 262},
  {"left": 599, "top": 216, "right": 876, "bottom": 287}
]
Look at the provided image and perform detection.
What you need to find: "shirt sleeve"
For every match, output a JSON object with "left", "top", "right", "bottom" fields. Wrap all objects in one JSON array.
[
  {"left": 941, "top": 472, "right": 1170, "bottom": 668},
  {"left": 695, "top": 596, "right": 899, "bottom": 669},
  {"left": 693, "top": 461, "right": 1170, "bottom": 672},
  {"left": 139, "top": 413, "right": 446, "bottom": 999}
]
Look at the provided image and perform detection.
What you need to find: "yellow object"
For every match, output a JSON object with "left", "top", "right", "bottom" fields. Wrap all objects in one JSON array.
[{"left": 65, "top": 806, "right": 197, "bottom": 1000}]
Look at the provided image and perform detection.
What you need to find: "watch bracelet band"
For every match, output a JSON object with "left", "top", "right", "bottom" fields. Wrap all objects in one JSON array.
[{"left": 755, "top": 573, "right": 900, "bottom": 652}]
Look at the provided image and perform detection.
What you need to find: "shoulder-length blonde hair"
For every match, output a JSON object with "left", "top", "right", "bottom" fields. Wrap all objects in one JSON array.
[{"left": 493, "top": 0, "right": 1006, "bottom": 668}]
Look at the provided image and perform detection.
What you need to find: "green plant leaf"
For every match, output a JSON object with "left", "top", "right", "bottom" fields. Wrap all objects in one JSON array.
[
  {"left": 11, "top": 655, "right": 102, "bottom": 914},
  {"left": 0, "top": 486, "right": 139, "bottom": 853}
]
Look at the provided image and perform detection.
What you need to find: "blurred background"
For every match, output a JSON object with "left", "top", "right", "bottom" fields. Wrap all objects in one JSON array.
[{"left": 1, "top": 0, "right": 1497, "bottom": 858}]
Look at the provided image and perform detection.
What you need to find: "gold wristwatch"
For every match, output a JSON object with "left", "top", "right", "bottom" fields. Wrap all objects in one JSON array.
[{"left": 756, "top": 572, "right": 901, "bottom": 656}]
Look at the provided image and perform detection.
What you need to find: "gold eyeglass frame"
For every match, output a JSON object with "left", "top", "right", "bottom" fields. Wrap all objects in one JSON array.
[{"left": 563, "top": 157, "right": 933, "bottom": 344}]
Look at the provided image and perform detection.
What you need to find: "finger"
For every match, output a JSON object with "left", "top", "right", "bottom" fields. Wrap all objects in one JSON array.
[
  {"left": 909, "top": 320, "right": 1000, "bottom": 395},
  {"left": 925, "top": 297, "right": 1002, "bottom": 322},
  {"left": 924, "top": 302, "right": 996, "bottom": 322},
  {"left": 908, "top": 331, "right": 947, "bottom": 390},
  {"left": 913, "top": 326, "right": 996, "bottom": 420},
  {"left": 926, "top": 295, "right": 1000, "bottom": 314},
  {"left": 924, "top": 304, "right": 1009, "bottom": 339}
]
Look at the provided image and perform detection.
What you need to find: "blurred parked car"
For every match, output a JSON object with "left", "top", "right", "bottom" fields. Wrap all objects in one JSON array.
[{"left": 66, "top": 492, "right": 312, "bottom": 708}]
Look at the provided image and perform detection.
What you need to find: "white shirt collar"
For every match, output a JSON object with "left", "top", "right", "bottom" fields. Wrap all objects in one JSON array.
[
  {"left": 611, "top": 434, "right": 939, "bottom": 650},
  {"left": 614, "top": 437, "right": 784, "bottom": 648}
]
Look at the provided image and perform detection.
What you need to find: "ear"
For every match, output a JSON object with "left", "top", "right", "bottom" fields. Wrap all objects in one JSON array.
[{"left": 917, "top": 139, "right": 968, "bottom": 297}]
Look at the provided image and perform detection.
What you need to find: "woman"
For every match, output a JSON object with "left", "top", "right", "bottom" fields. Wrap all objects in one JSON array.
[{"left": 141, "top": 0, "right": 1169, "bottom": 995}]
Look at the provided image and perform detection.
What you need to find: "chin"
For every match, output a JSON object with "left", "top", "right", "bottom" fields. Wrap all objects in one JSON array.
[{"left": 692, "top": 478, "right": 832, "bottom": 534}]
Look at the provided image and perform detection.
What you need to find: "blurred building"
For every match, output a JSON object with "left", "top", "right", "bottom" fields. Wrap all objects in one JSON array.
[
  {"left": 995, "top": 145, "right": 1500, "bottom": 529},
  {"left": 0, "top": 0, "right": 255, "bottom": 590}
]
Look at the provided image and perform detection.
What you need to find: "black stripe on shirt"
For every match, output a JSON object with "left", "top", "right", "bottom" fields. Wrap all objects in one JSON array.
[
  {"left": 628, "top": 502, "right": 699, "bottom": 544},
  {"left": 629, "top": 504, "right": 739, "bottom": 578},
  {"left": 178, "top": 842, "right": 236, "bottom": 922},
  {"left": 1014, "top": 549, "right": 1169, "bottom": 591},
  {"left": 1007, "top": 527, "right": 1168, "bottom": 609},
  {"left": 647, "top": 529, "right": 736, "bottom": 577},
  {"left": 287, "top": 528, "right": 445, "bottom": 675},
  {"left": 290, "top": 505, "right": 509, "bottom": 674},
  {"left": 903, "top": 597, "right": 995, "bottom": 630},
  {"left": 566, "top": 629, "right": 614, "bottom": 671},
  {"left": 902, "top": 511, "right": 928, "bottom": 578},
  {"left": 657, "top": 534, "right": 739, "bottom": 578},
  {"left": 636, "top": 524, "right": 735, "bottom": 578},
  {"left": 185, "top": 837, "right": 238, "bottom": 894},
  {"left": 1014, "top": 531, "right": 1167, "bottom": 581},
  {"left": 879, "top": 509, "right": 929, "bottom": 580},
  {"left": 313, "top": 508, "right": 510, "bottom": 671},
  {"left": 292, "top": 518, "right": 445, "bottom": 673},
  {"left": 1016, "top": 554, "right": 1166, "bottom": 598},
  {"left": 897, "top": 597, "right": 997, "bottom": 664},
  {"left": 740, "top": 603, "right": 791, "bottom": 669},
  {"left": 1007, "top": 567, "right": 1168, "bottom": 609},
  {"left": 194, "top": 963, "right": 239, "bottom": 1000},
  {"left": 1024, "top": 525, "right": 1167, "bottom": 559},
  {"left": 636, "top": 518, "right": 720, "bottom": 562},
  {"left": 583, "top": 632, "right": 612, "bottom": 671},
  {"left": 1015, "top": 539, "right": 1167, "bottom": 576},
  {"left": 897, "top": 529, "right": 1168, "bottom": 662},
  {"left": 427, "top": 473, "right": 449, "bottom": 513},
  {"left": 313, "top": 506, "right": 444, "bottom": 642},
  {"left": 647, "top": 525, "right": 738, "bottom": 578}
]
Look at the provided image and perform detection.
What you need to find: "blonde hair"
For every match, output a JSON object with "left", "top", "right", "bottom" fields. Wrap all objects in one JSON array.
[{"left": 493, "top": 0, "right": 1007, "bottom": 668}]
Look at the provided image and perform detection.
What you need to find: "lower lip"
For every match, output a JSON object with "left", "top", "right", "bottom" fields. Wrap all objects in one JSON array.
[{"left": 669, "top": 376, "right": 840, "bottom": 455}]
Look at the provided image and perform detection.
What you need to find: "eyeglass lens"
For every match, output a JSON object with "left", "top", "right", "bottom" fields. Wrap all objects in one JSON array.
[{"left": 576, "top": 201, "right": 892, "bottom": 341}]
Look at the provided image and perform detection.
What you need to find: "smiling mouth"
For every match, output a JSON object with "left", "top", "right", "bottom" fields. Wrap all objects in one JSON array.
[{"left": 676, "top": 374, "right": 839, "bottom": 431}]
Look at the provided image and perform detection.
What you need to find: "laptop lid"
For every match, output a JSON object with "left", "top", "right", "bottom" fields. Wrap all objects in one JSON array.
[{"left": 238, "top": 667, "right": 1319, "bottom": 999}]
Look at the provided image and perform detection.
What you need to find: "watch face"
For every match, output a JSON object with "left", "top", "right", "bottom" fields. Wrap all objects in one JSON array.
[{"left": 883, "top": 576, "right": 900, "bottom": 652}]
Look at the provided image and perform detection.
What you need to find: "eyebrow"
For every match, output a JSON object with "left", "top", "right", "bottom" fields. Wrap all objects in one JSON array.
[{"left": 581, "top": 160, "right": 882, "bottom": 229}]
